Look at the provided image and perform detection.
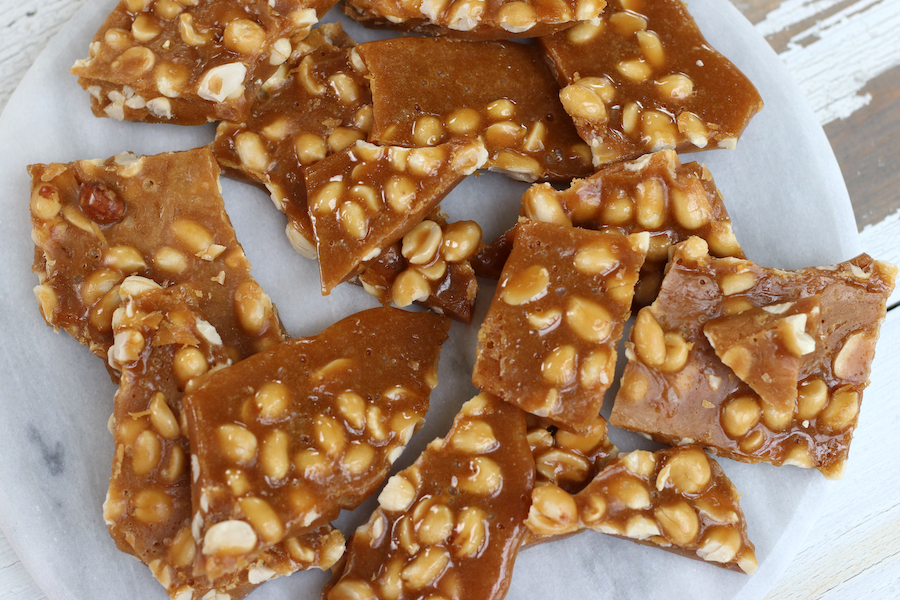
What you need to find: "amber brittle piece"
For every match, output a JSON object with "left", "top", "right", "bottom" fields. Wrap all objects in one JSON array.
[
  {"left": 325, "top": 393, "right": 534, "bottom": 600},
  {"left": 520, "top": 150, "right": 744, "bottom": 306},
  {"left": 704, "top": 295, "right": 822, "bottom": 414},
  {"left": 212, "top": 23, "right": 372, "bottom": 255},
  {"left": 526, "top": 414, "right": 617, "bottom": 494},
  {"left": 342, "top": 0, "right": 606, "bottom": 40},
  {"left": 104, "top": 279, "right": 343, "bottom": 600},
  {"left": 358, "top": 209, "right": 481, "bottom": 323},
  {"left": 541, "top": 0, "right": 763, "bottom": 166},
  {"left": 307, "top": 139, "right": 487, "bottom": 295},
  {"left": 70, "top": 0, "right": 331, "bottom": 125},
  {"left": 526, "top": 446, "right": 758, "bottom": 574},
  {"left": 356, "top": 37, "right": 593, "bottom": 182},
  {"left": 611, "top": 237, "right": 897, "bottom": 479},
  {"left": 473, "top": 219, "right": 648, "bottom": 434},
  {"left": 183, "top": 307, "right": 450, "bottom": 580},
  {"left": 29, "top": 147, "right": 284, "bottom": 366}
]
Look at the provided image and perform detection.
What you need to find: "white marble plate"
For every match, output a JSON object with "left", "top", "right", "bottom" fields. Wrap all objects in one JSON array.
[{"left": 0, "top": 1, "right": 859, "bottom": 599}]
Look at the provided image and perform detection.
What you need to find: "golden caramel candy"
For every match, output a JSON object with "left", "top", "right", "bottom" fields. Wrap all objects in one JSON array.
[
  {"left": 356, "top": 37, "right": 593, "bottom": 182},
  {"left": 306, "top": 139, "right": 486, "bottom": 295},
  {"left": 541, "top": 0, "right": 763, "bottom": 166},
  {"left": 212, "top": 23, "right": 371, "bottom": 253},
  {"left": 704, "top": 295, "right": 821, "bottom": 415},
  {"left": 525, "top": 446, "right": 758, "bottom": 575},
  {"left": 29, "top": 148, "right": 284, "bottom": 367},
  {"left": 611, "top": 238, "right": 897, "bottom": 479},
  {"left": 357, "top": 209, "right": 481, "bottom": 324},
  {"left": 71, "top": 0, "right": 333, "bottom": 124},
  {"left": 473, "top": 219, "right": 648, "bottom": 434},
  {"left": 474, "top": 150, "right": 744, "bottom": 306},
  {"left": 343, "top": 0, "right": 607, "bottom": 40},
  {"left": 526, "top": 413, "right": 616, "bottom": 494},
  {"left": 104, "top": 281, "right": 343, "bottom": 600},
  {"left": 519, "top": 149, "right": 744, "bottom": 306},
  {"left": 184, "top": 307, "right": 450, "bottom": 579},
  {"left": 325, "top": 394, "right": 534, "bottom": 600}
]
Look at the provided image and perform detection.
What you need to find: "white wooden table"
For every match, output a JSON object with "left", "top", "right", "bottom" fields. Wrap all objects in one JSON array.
[{"left": 1, "top": 0, "right": 898, "bottom": 598}]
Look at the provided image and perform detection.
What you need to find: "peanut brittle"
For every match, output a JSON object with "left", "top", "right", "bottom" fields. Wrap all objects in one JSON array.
[
  {"left": 526, "top": 446, "right": 758, "bottom": 574},
  {"left": 704, "top": 295, "right": 821, "bottom": 414},
  {"left": 325, "top": 393, "right": 534, "bottom": 600},
  {"left": 355, "top": 37, "right": 593, "bottom": 182},
  {"left": 342, "top": 0, "right": 606, "bottom": 40},
  {"left": 358, "top": 210, "right": 481, "bottom": 323},
  {"left": 29, "top": 147, "right": 284, "bottom": 367},
  {"left": 70, "top": 0, "right": 331, "bottom": 125},
  {"left": 541, "top": 0, "right": 763, "bottom": 166},
  {"left": 526, "top": 414, "right": 616, "bottom": 494},
  {"left": 611, "top": 237, "right": 897, "bottom": 479},
  {"left": 212, "top": 22, "right": 372, "bottom": 256},
  {"left": 520, "top": 149, "right": 744, "bottom": 305},
  {"left": 307, "top": 139, "right": 487, "bottom": 295},
  {"left": 183, "top": 307, "right": 450, "bottom": 580},
  {"left": 104, "top": 279, "right": 344, "bottom": 600},
  {"left": 473, "top": 219, "right": 648, "bottom": 434}
]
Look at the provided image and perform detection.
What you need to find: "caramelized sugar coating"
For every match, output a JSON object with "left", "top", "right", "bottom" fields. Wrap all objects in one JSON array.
[
  {"left": 540, "top": 0, "right": 763, "bottom": 166},
  {"left": 526, "top": 414, "right": 617, "bottom": 494},
  {"left": 610, "top": 238, "right": 897, "bottom": 479},
  {"left": 325, "top": 394, "right": 534, "bottom": 600},
  {"left": 70, "top": 0, "right": 330, "bottom": 125},
  {"left": 104, "top": 280, "right": 344, "bottom": 600},
  {"left": 212, "top": 23, "right": 372, "bottom": 255},
  {"left": 355, "top": 37, "right": 593, "bottom": 182},
  {"left": 473, "top": 219, "right": 648, "bottom": 434},
  {"left": 306, "top": 140, "right": 487, "bottom": 295},
  {"left": 704, "top": 295, "right": 821, "bottom": 415},
  {"left": 342, "top": 0, "right": 606, "bottom": 40},
  {"left": 183, "top": 307, "right": 450, "bottom": 580},
  {"left": 526, "top": 446, "right": 758, "bottom": 574},
  {"left": 29, "top": 147, "right": 284, "bottom": 366},
  {"left": 358, "top": 209, "right": 481, "bottom": 323},
  {"left": 520, "top": 150, "right": 744, "bottom": 306}
]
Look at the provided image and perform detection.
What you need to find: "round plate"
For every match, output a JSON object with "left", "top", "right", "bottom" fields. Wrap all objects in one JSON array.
[{"left": 0, "top": 1, "right": 859, "bottom": 599}]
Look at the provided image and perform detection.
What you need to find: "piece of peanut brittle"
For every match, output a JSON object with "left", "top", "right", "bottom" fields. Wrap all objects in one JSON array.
[
  {"left": 183, "top": 307, "right": 450, "bottom": 580},
  {"left": 29, "top": 147, "right": 284, "bottom": 368},
  {"left": 71, "top": 0, "right": 332, "bottom": 124},
  {"left": 541, "top": 0, "right": 763, "bottom": 166},
  {"left": 525, "top": 446, "right": 758, "bottom": 574},
  {"left": 611, "top": 237, "right": 897, "bottom": 479},
  {"left": 325, "top": 394, "right": 534, "bottom": 600},
  {"left": 104, "top": 279, "right": 343, "bottom": 600}
]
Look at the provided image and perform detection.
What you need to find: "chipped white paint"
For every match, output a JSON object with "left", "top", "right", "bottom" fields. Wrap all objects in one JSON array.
[
  {"left": 755, "top": 0, "right": 849, "bottom": 37},
  {"left": 756, "top": 0, "right": 900, "bottom": 125},
  {"left": 860, "top": 208, "right": 900, "bottom": 309}
]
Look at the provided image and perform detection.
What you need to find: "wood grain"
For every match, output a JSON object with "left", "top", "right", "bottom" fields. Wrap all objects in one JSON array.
[{"left": 737, "top": 0, "right": 900, "bottom": 231}]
